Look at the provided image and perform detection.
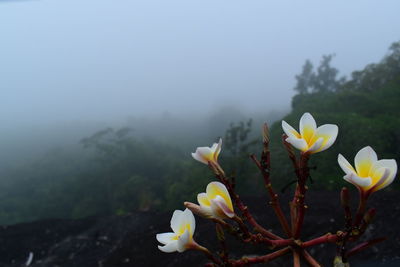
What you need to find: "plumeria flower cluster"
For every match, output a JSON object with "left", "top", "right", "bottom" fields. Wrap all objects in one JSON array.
[
  {"left": 283, "top": 113, "right": 397, "bottom": 193},
  {"left": 157, "top": 139, "right": 234, "bottom": 254},
  {"left": 156, "top": 111, "right": 398, "bottom": 265}
]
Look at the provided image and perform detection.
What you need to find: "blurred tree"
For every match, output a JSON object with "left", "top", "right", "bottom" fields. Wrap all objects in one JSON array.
[
  {"left": 223, "top": 119, "right": 262, "bottom": 194},
  {"left": 294, "top": 60, "right": 314, "bottom": 94},
  {"left": 344, "top": 41, "right": 400, "bottom": 92},
  {"left": 312, "top": 54, "right": 346, "bottom": 93},
  {"left": 294, "top": 55, "right": 346, "bottom": 94},
  {"left": 224, "top": 119, "right": 255, "bottom": 157}
]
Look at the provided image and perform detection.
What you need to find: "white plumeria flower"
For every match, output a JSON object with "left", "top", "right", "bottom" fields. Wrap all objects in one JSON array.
[
  {"left": 338, "top": 146, "right": 397, "bottom": 193},
  {"left": 185, "top": 182, "right": 234, "bottom": 219},
  {"left": 282, "top": 112, "right": 338, "bottom": 154},
  {"left": 156, "top": 208, "right": 196, "bottom": 253},
  {"left": 191, "top": 138, "right": 222, "bottom": 165}
]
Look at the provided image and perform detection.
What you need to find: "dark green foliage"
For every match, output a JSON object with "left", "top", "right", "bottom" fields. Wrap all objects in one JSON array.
[{"left": 270, "top": 41, "right": 400, "bottom": 191}]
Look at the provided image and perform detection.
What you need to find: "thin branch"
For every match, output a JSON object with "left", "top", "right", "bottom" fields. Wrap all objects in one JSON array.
[
  {"left": 230, "top": 247, "right": 291, "bottom": 266},
  {"left": 340, "top": 187, "right": 353, "bottom": 229},
  {"left": 300, "top": 250, "right": 321, "bottom": 267},
  {"left": 302, "top": 233, "right": 339, "bottom": 248},
  {"left": 353, "top": 189, "right": 369, "bottom": 226},
  {"left": 293, "top": 250, "right": 301, "bottom": 267},
  {"left": 293, "top": 153, "right": 310, "bottom": 239},
  {"left": 346, "top": 237, "right": 386, "bottom": 258},
  {"left": 209, "top": 162, "right": 283, "bottom": 240},
  {"left": 250, "top": 154, "right": 292, "bottom": 237}
]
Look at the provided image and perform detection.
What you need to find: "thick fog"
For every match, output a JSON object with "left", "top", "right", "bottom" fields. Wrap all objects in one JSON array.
[{"left": 1, "top": 0, "right": 400, "bottom": 162}]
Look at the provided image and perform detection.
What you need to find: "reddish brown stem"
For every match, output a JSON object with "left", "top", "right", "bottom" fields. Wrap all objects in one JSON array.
[
  {"left": 215, "top": 224, "right": 229, "bottom": 264},
  {"left": 293, "top": 153, "right": 310, "bottom": 239},
  {"left": 233, "top": 215, "right": 252, "bottom": 240},
  {"left": 340, "top": 187, "right": 353, "bottom": 229},
  {"left": 354, "top": 189, "right": 369, "bottom": 227},
  {"left": 293, "top": 250, "right": 301, "bottom": 267},
  {"left": 268, "top": 238, "right": 296, "bottom": 247},
  {"left": 300, "top": 250, "right": 321, "bottom": 267},
  {"left": 346, "top": 237, "right": 386, "bottom": 258},
  {"left": 302, "top": 233, "right": 339, "bottom": 248},
  {"left": 359, "top": 208, "right": 376, "bottom": 235},
  {"left": 230, "top": 247, "right": 291, "bottom": 266},
  {"left": 290, "top": 201, "right": 297, "bottom": 235},
  {"left": 250, "top": 154, "right": 292, "bottom": 237},
  {"left": 282, "top": 134, "right": 298, "bottom": 172},
  {"left": 209, "top": 162, "right": 283, "bottom": 240},
  {"left": 197, "top": 244, "right": 222, "bottom": 266}
]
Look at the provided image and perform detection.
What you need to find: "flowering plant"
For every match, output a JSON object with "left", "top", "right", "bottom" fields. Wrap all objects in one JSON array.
[{"left": 156, "top": 112, "right": 397, "bottom": 266}]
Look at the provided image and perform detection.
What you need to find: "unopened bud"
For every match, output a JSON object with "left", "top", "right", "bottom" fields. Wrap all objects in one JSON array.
[{"left": 184, "top": 202, "right": 212, "bottom": 219}]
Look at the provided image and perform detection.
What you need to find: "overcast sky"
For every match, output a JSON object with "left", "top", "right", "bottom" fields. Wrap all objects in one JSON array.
[{"left": 1, "top": 0, "right": 399, "bottom": 128}]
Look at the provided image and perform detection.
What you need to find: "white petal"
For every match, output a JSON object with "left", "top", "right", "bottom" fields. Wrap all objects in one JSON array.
[
  {"left": 355, "top": 146, "right": 378, "bottom": 177},
  {"left": 156, "top": 232, "right": 176, "bottom": 245},
  {"left": 206, "top": 182, "right": 233, "bottom": 212},
  {"left": 211, "top": 196, "right": 234, "bottom": 218},
  {"left": 370, "top": 159, "right": 397, "bottom": 191},
  {"left": 158, "top": 241, "right": 178, "bottom": 253},
  {"left": 369, "top": 167, "right": 390, "bottom": 192},
  {"left": 338, "top": 154, "right": 356, "bottom": 175},
  {"left": 299, "top": 112, "right": 316, "bottom": 143},
  {"left": 210, "top": 143, "right": 218, "bottom": 153},
  {"left": 285, "top": 136, "right": 308, "bottom": 151},
  {"left": 343, "top": 173, "right": 372, "bottom": 189},
  {"left": 182, "top": 208, "right": 196, "bottom": 235},
  {"left": 313, "top": 124, "right": 338, "bottom": 152},
  {"left": 196, "top": 147, "right": 212, "bottom": 155},
  {"left": 192, "top": 147, "right": 214, "bottom": 164},
  {"left": 370, "top": 159, "right": 397, "bottom": 178},
  {"left": 307, "top": 137, "right": 324, "bottom": 153},
  {"left": 170, "top": 210, "right": 183, "bottom": 233},
  {"left": 214, "top": 138, "right": 222, "bottom": 159},
  {"left": 177, "top": 229, "right": 190, "bottom": 252},
  {"left": 197, "top": 192, "right": 211, "bottom": 208},
  {"left": 191, "top": 152, "right": 208, "bottom": 164},
  {"left": 282, "top": 120, "right": 300, "bottom": 139}
]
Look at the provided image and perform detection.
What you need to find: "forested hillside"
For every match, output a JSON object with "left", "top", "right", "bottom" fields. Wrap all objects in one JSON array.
[
  {"left": 269, "top": 41, "right": 400, "bottom": 189},
  {"left": 0, "top": 41, "right": 399, "bottom": 225}
]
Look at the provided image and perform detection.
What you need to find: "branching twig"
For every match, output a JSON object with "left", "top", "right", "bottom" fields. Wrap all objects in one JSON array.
[
  {"left": 209, "top": 161, "right": 283, "bottom": 240},
  {"left": 345, "top": 237, "right": 386, "bottom": 258},
  {"left": 250, "top": 154, "right": 292, "bottom": 237},
  {"left": 230, "top": 247, "right": 291, "bottom": 266}
]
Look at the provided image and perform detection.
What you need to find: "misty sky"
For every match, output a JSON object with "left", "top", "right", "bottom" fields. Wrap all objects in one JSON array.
[{"left": 1, "top": 0, "right": 400, "bottom": 128}]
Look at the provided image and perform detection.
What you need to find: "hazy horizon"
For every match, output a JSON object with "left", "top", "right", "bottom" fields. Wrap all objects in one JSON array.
[{"left": 1, "top": 0, "right": 400, "bottom": 129}]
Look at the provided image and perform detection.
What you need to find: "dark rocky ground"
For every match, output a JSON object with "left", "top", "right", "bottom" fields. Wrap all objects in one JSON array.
[{"left": 0, "top": 190, "right": 399, "bottom": 267}]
